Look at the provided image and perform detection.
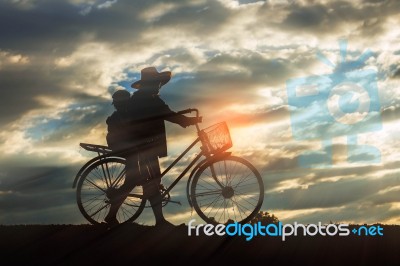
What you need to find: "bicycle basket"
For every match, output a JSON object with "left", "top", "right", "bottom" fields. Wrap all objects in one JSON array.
[{"left": 201, "top": 122, "right": 232, "bottom": 154}]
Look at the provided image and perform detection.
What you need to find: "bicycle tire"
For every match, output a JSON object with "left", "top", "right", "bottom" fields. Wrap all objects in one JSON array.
[
  {"left": 76, "top": 157, "right": 146, "bottom": 224},
  {"left": 191, "top": 155, "right": 264, "bottom": 224}
]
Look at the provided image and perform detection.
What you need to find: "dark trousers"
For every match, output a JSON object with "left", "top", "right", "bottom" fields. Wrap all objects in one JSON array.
[
  {"left": 106, "top": 147, "right": 165, "bottom": 223},
  {"left": 123, "top": 151, "right": 162, "bottom": 196}
]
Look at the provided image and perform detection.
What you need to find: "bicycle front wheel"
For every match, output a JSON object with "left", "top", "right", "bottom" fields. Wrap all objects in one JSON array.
[
  {"left": 76, "top": 157, "right": 146, "bottom": 224},
  {"left": 191, "top": 156, "right": 264, "bottom": 224}
]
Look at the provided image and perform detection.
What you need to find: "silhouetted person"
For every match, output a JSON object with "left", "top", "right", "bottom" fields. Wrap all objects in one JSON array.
[
  {"left": 106, "top": 90, "right": 131, "bottom": 152},
  {"left": 105, "top": 67, "right": 199, "bottom": 227}
]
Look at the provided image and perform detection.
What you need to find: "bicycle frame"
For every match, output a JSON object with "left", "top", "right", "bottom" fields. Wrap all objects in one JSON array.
[
  {"left": 159, "top": 137, "right": 203, "bottom": 197},
  {"left": 136, "top": 108, "right": 230, "bottom": 201},
  {"left": 155, "top": 137, "right": 230, "bottom": 200}
]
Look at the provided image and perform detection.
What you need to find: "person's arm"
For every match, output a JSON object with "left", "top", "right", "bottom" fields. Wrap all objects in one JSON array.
[
  {"left": 157, "top": 98, "right": 199, "bottom": 127},
  {"left": 167, "top": 112, "right": 199, "bottom": 128},
  {"left": 106, "top": 112, "right": 117, "bottom": 127}
]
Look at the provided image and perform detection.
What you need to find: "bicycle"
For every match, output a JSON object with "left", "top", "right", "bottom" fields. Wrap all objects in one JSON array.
[{"left": 72, "top": 109, "right": 264, "bottom": 225}]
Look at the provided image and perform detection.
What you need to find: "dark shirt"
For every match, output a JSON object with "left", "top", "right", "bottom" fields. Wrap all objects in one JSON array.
[{"left": 129, "top": 90, "right": 190, "bottom": 158}]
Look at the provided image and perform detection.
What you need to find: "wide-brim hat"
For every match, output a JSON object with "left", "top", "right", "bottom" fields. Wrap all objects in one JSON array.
[{"left": 131, "top": 67, "right": 171, "bottom": 89}]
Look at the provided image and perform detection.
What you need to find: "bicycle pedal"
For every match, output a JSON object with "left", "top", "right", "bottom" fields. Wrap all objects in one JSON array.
[{"left": 167, "top": 199, "right": 181, "bottom": 205}]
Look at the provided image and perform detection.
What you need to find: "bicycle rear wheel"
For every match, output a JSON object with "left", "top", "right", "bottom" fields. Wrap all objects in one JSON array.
[
  {"left": 76, "top": 157, "right": 146, "bottom": 224},
  {"left": 191, "top": 156, "right": 264, "bottom": 224}
]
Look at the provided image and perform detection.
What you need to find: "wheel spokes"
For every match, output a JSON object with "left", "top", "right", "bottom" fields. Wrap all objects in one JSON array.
[
  {"left": 193, "top": 157, "right": 263, "bottom": 224},
  {"left": 78, "top": 158, "right": 146, "bottom": 224}
]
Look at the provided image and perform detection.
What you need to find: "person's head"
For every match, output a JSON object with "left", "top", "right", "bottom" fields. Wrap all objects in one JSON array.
[
  {"left": 131, "top": 67, "right": 171, "bottom": 95},
  {"left": 112, "top": 90, "right": 130, "bottom": 111}
]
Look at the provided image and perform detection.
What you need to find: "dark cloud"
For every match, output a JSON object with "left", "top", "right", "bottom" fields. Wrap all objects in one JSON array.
[
  {"left": 0, "top": 164, "right": 79, "bottom": 223},
  {"left": 0, "top": 59, "right": 114, "bottom": 126},
  {"left": 226, "top": 106, "right": 289, "bottom": 127},
  {"left": 392, "top": 67, "right": 400, "bottom": 78},
  {"left": 370, "top": 189, "right": 400, "bottom": 205},
  {"left": 0, "top": 0, "right": 399, "bottom": 225},
  {"left": 1, "top": 63, "right": 71, "bottom": 125},
  {"left": 280, "top": 201, "right": 399, "bottom": 224},
  {"left": 363, "top": 0, "right": 388, "bottom": 4},
  {"left": 264, "top": 170, "right": 399, "bottom": 210},
  {"left": 381, "top": 105, "right": 400, "bottom": 122},
  {"left": 256, "top": 0, "right": 400, "bottom": 39},
  {"left": 197, "top": 52, "right": 292, "bottom": 85},
  {"left": 151, "top": 0, "right": 232, "bottom": 36},
  {"left": 0, "top": 0, "right": 233, "bottom": 56},
  {"left": 0, "top": 0, "right": 148, "bottom": 54},
  {"left": 0, "top": 1, "right": 83, "bottom": 55},
  {"left": 238, "top": 0, "right": 264, "bottom": 4},
  {"left": 264, "top": 156, "right": 300, "bottom": 172},
  {"left": 284, "top": 4, "right": 328, "bottom": 28},
  {"left": 0, "top": 167, "right": 68, "bottom": 192}
]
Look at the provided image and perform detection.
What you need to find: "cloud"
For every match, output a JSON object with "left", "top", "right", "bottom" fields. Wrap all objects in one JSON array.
[
  {"left": 97, "top": 0, "right": 117, "bottom": 9},
  {"left": 284, "top": 3, "right": 329, "bottom": 28},
  {"left": 0, "top": 164, "right": 80, "bottom": 224},
  {"left": 262, "top": 164, "right": 400, "bottom": 223},
  {"left": 392, "top": 67, "right": 400, "bottom": 78},
  {"left": 0, "top": 0, "right": 399, "bottom": 225}
]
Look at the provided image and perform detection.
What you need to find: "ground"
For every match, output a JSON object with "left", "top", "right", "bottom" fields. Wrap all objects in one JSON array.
[{"left": 0, "top": 224, "right": 399, "bottom": 265}]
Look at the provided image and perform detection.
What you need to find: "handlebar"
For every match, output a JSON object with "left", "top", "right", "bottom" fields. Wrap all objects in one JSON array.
[
  {"left": 177, "top": 108, "right": 202, "bottom": 130},
  {"left": 177, "top": 108, "right": 199, "bottom": 117},
  {"left": 177, "top": 108, "right": 201, "bottom": 122}
]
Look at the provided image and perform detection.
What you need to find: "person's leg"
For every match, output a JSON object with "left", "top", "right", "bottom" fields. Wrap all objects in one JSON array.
[
  {"left": 141, "top": 155, "right": 173, "bottom": 226},
  {"left": 105, "top": 153, "right": 140, "bottom": 224}
]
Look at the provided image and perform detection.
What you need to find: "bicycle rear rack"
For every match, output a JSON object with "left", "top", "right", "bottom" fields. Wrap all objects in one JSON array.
[{"left": 80, "top": 143, "right": 112, "bottom": 155}]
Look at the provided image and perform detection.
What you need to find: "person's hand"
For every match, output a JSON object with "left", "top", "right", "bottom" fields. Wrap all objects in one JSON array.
[
  {"left": 190, "top": 116, "right": 202, "bottom": 124},
  {"left": 188, "top": 117, "right": 202, "bottom": 125},
  {"left": 181, "top": 117, "right": 202, "bottom": 128}
]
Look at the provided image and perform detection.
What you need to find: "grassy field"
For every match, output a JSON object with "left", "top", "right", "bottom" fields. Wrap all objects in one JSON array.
[{"left": 0, "top": 224, "right": 399, "bottom": 265}]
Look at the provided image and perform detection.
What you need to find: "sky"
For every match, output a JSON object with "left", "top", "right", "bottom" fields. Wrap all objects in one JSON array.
[{"left": 0, "top": 0, "right": 399, "bottom": 225}]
